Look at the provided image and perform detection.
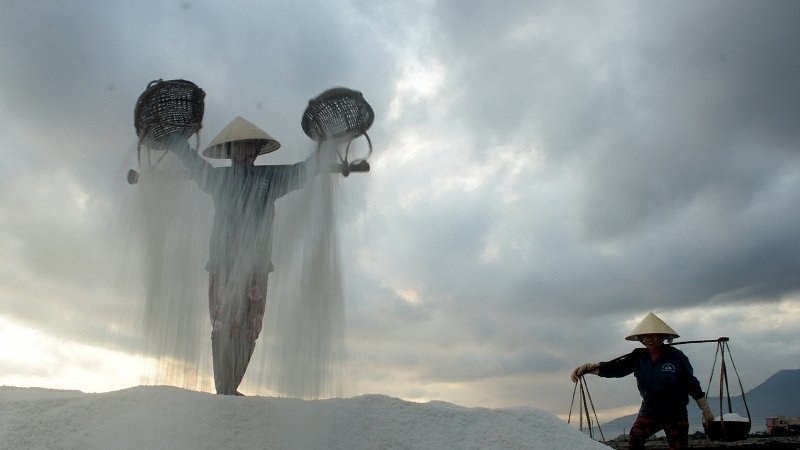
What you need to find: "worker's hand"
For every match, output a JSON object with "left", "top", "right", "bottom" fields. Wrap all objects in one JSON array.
[
  {"left": 335, "top": 160, "right": 370, "bottom": 177},
  {"left": 696, "top": 396, "right": 715, "bottom": 427},
  {"left": 570, "top": 363, "right": 600, "bottom": 383},
  {"left": 348, "top": 160, "right": 370, "bottom": 173}
]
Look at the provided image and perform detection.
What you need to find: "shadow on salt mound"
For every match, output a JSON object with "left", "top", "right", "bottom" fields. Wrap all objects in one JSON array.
[{"left": 1, "top": 386, "right": 608, "bottom": 450}]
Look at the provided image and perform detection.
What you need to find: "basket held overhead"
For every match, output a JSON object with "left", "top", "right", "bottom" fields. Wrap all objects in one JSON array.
[
  {"left": 301, "top": 87, "right": 375, "bottom": 171},
  {"left": 301, "top": 87, "right": 374, "bottom": 142},
  {"left": 134, "top": 79, "right": 206, "bottom": 150}
]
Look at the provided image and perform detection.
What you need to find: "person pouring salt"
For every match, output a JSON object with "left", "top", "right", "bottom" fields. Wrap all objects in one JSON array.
[{"left": 164, "top": 116, "right": 357, "bottom": 395}]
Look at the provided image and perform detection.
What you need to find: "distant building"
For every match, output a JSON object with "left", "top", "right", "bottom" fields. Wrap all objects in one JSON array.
[{"left": 766, "top": 416, "right": 800, "bottom": 435}]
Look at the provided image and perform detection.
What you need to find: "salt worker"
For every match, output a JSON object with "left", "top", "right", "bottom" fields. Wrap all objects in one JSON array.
[
  {"left": 165, "top": 116, "right": 357, "bottom": 395},
  {"left": 570, "top": 312, "right": 715, "bottom": 450}
]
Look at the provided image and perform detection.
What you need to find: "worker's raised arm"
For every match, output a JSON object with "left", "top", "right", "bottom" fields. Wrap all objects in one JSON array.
[{"left": 162, "top": 134, "right": 218, "bottom": 193}]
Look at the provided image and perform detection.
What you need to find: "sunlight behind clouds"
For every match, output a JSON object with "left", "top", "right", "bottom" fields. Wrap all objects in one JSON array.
[
  {"left": 395, "top": 287, "right": 421, "bottom": 305},
  {"left": 0, "top": 316, "right": 155, "bottom": 392},
  {"left": 388, "top": 58, "right": 446, "bottom": 121}
]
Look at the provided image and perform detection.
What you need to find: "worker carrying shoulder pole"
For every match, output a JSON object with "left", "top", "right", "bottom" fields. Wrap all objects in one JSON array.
[{"left": 570, "top": 312, "right": 715, "bottom": 450}]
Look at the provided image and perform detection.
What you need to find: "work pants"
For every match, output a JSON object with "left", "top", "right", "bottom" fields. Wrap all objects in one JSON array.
[
  {"left": 208, "top": 272, "right": 268, "bottom": 395},
  {"left": 628, "top": 414, "right": 689, "bottom": 450}
]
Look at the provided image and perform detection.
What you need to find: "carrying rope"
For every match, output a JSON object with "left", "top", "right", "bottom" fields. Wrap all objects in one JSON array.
[
  {"left": 704, "top": 338, "right": 752, "bottom": 427},
  {"left": 302, "top": 87, "right": 374, "bottom": 176},
  {"left": 673, "top": 337, "right": 751, "bottom": 425},
  {"left": 337, "top": 132, "right": 373, "bottom": 169},
  {"left": 568, "top": 376, "right": 606, "bottom": 442}
]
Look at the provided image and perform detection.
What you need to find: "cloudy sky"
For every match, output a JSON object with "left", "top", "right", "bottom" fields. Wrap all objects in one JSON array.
[{"left": 1, "top": 0, "right": 799, "bottom": 422}]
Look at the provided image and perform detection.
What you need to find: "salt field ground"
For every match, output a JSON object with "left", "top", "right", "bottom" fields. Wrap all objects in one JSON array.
[{"left": 0, "top": 385, "right": 608, "bottom": 450}]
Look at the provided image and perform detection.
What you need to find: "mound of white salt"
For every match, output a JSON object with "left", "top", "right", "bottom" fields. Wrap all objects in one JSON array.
[{"left": 0, "top": 385, "right": 607, "bottom": 449}]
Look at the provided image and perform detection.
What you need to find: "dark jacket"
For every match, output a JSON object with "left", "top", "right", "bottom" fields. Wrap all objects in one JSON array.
[
  {"left": 170, "top": 142, "right": 311, "bottom": 274},
  {"left": 598, "top": 346, "right": 704, "bottom": 420}
]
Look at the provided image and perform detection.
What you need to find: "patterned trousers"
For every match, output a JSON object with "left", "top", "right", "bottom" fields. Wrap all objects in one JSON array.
[
  {"left": 208, "top": 272, "right": 268, "bottom": 395},
  {"left": 628, "top": 414, "right": 689, "bottom": 450}
]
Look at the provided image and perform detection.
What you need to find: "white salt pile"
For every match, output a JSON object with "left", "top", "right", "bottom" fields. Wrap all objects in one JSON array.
[
  {"left": 714, "top": 412, "right": 750, "bottom": 422},
  {"left": 0, "top": 385, "right": 608, "bottom": 449}
]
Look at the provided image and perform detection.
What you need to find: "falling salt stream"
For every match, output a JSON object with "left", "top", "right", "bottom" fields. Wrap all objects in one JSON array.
[{"left": 118, "top": 140, "right": 351, "bottom": 399}]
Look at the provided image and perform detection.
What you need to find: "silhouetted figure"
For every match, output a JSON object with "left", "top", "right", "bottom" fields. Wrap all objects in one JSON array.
[
  {"left": 571, "top": 312, "right": 715, "bottom": 449},
  {"left": 167, "top": 116, "right": 337, "bottom": 395}
]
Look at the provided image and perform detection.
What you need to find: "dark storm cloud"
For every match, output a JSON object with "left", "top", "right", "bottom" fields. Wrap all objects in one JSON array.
[
  {"left": 0, "top": 2, "right": 155, "bottom": 136},
  {"left": 399, "top": 1, "right": 800, "bottom": 318},
  {"left": 581, "top": 1, "right": 800, "bottom": 238},
  {"left": 569, "top": 2, "right": 800, "bottom": 312}
]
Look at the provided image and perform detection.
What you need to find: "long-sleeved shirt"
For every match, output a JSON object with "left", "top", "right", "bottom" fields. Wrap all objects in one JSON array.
[
  {"left": 598, "top": 346, "right": 704, "bottom": 421},
  {"left": 169, "top": 142, "right": 312, "bottom": 274}
]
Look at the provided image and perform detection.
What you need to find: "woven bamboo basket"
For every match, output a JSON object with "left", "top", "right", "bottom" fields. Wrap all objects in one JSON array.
[
  {"left": 301, "top": 87, "right": 374, "bottom": 142},
  {"left": 705, "top": 419, "right": 751, "bottom": 442},
  {"left": 134, "top": 79, "right": 205, "bottom": 149}
]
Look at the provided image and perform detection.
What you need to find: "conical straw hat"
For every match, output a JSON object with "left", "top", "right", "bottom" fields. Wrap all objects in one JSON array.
[
  {"left": 202, "top": 116, "right": 281, "bottom": 159},
  {"left": 625, "top": 312, "right": 680, "bottom": 341}
]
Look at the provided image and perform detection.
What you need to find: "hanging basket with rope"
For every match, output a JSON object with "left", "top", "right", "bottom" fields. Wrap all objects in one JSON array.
[
  {"left": 301, "top": 87, "right": 374, "bottom": 176},
  {"left": 671, "top": 337, "right": 751, "bottom": 441},
  {"left": 133, "top": 79, "right": 205, "bottom": 170},
  {"left": 695, "top": 338, "right": 751, "bottom": 441}
]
